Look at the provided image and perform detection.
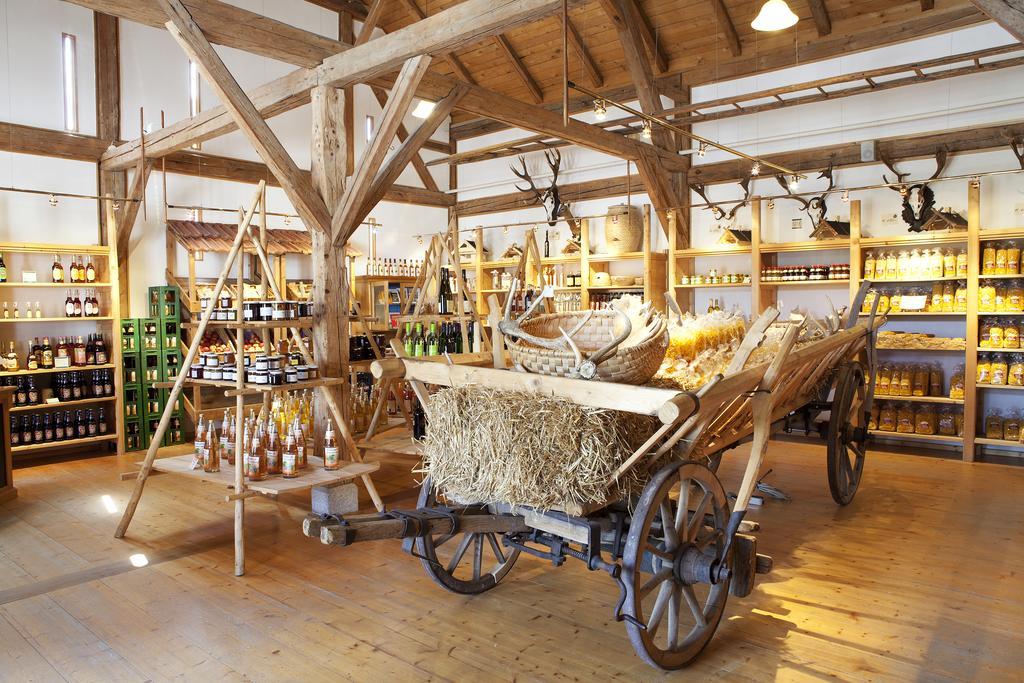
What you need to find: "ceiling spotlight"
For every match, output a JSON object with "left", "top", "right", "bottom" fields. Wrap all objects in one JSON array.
[
  {"left": 189, "top": 208, "right": 198, "bottom": 220},
  {"left": 767, "top": 199, "right": 776, "bottom": 210},
  {"left": 411, "top": 99, "right": 436, "bottom": 119},
  {"left": 752, "top": 0, "right": 798, "bottom": 32},
  {"left": 697, "top": 142, "right": 708, "bottom": 158},
  {"left": 641, "top": 120, "right": 652, "bottom": 140},
  {"left": 787, "top": 176, "right": 800, "bottom": 192},
  {"left": 283, "top": 215, "right": 292, "bottom": 226},
  {"left": 841, "top": 190, "right": 850, "bottom": 203},
  {"left": 416, "top": 234, "right": 424, "bottom": 245},
  {"left": 503, "top": 225, "right": 510, "bottom": 234},
  {"left": 751, "top": 160, "right": 761, "bottom": 176},
  {"left": 112, "top": 201, "right": 122, "bottom": 211},
  {"left": 48, "top": 194, "right": 58, "bottom": 207},
  {"left": 593, "top": 99, "right": 607, "bottom": 121}
]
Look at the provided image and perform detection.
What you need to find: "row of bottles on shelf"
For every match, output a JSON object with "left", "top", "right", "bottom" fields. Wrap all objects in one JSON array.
[
  {"left": 4, "top": 369, "right": 114, "bottom": 406},
  {"left": 0, "top": 291, "right": 103, "bottom": 318},
  {"left": 0, "top": 252, "right": 98, "bottom": 285},
  {"left": 864, "top": 248, "right": 967, "bottom": 281},
  {"left": 9, "top": 408, "right": 109, "bottom": 447},
  {"left": 983, "top": 410, "right": 1024, "bottom": 443},
  {"left": 679, "top": 270, "right": 750, "bottom": 286},
  {"left": 982, "top": 242, "right": 1023, "bottom": 276},
  {"left": 761, "top": 264, "right": 850, "bottom": 282},
  {"left": 976, "top": 354, "right": 1024, "bottom": 387},
  {"left": 1, "top": 334, "right": 109, "bottom": 372},
  {"left": 124, "top": 416, "right": 184, "bottom": 451},
  {"left": 870, "top": 402, "right": 963, "bottom": 437},
  {"left": 402, "top": 321, "right": 474, "bottom": 357},
  {"left": 367, "top": 258, "right": 423, "bottom": 278},
  {"left": 349, "top": 333, "right": 389, "bottom": 362}
]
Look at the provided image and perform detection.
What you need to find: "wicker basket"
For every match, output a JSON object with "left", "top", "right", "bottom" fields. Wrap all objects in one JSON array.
[
  {"left": 604, "top": 204, "right": 642, "bottom": 255},
  {"left": 506, "top": 310, "right": 669, "bottom": 384}
]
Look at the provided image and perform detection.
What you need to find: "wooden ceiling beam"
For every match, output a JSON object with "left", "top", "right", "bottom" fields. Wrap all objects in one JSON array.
[
  {"left": 807, "top": 0, "right": 833, "bottom": 36},
  {"left": 303, "top": 0, "right": 368, "bottom": 18},
  {"left": 359, "top": 85, "right": 466, "bottom": 219},
  {"left": 921, "top": 0, "right": 936, "bottom": 9},
  {"left": 399, "top": 0, "right": 477, "bottom": 85},
  {"left": 332, "top": 56, "right": 433, "bottom": 246},
  {"left": 115, "top": 161, "right": 153, "bottom": 256},
  {"left": 369, "top": 85, "right": 440, "bottom": 193},
  {"left": 158, "top": 0, "right": 332, "bottom": 233},
  {"left": 708, "top": 0, "right": 742, "bottom": 56},
  {"left": 63, "top": 0, "right": 348, "bottom": 68},
  {"left": 625, "top": 0, "right": 669, "bottom": 74},
  {"left": 566, "top": 16, "right": 604, "bottom": 87},
  {"left": 494, "top": 35, "right": 545, "bottom": 104},
  {"left": 102, "top": 0, "right": 577, "bottom": 171},
  {"left": 355, "top": 0, "right": 384, "bottom": 44},
  {"left": 969, "top": 0, "right": 1024, "bottom": 41}
]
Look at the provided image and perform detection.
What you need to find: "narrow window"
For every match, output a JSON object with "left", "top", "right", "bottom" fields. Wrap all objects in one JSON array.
[
  {"left": 61, "top": 33, "right": 78, "bottom": 132},
  {"left": 365, "top": 115, "right": 375, "bottom": 141},
  {"left": 188, "top": 60, "right": 201, "bottom": 149}
]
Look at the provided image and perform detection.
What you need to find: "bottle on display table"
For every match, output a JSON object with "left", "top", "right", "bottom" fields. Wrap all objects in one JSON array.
[
  {"left": 323, "top": 424, "right": 340, "bottom": 471},
  {"left": 427, "top": 322, "right": 438, "bottom": 356},
  {"left": 52, "top": 254, "right": 64, "bottom": 283},
  {"left": 265, "top": 422, "right": 281, "bottom": 475},
  {"left": 413, "top": 322, "right": 425, "bottom": 357},
  {"left": 246, "top": 428, "right": 267, "bottom": 481},
  {"left": 437, "top": 267, "right": 452, "bottom": 315},
  {"left": 203, "top": 423, "right": 220, "bottom": 473},
  {"left": 282, "top": 433, "right": 298, "bottom": 478},
  {"left": 194, "top": 415, "right": 206, "bottom": 463},
  {"left": 403, "top": 322, "right": 414, "bottom": 357}
]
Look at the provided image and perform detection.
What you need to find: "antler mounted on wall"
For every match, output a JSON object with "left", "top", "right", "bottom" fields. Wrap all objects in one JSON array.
[
  {"left": 689, "top": 174, "right": 753, "bottom": 223},
  {"left": 509, "top": 148, "right": 579, "bottom": 230},
  {"left": 1011, "top": 137, "right": 1024, "bottom": 170},
  {"left": 774, "top": 157, "right": 837, "bottom": 227},
  {"left": 879, "top": 147, "right": 950, "bottom": 232}
]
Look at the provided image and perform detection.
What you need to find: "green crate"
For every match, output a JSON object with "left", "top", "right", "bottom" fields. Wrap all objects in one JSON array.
[
  {"left": 123, "top": 417, "right": 143, "bottom": 452},
  {"left": 159, "top": 319, "right": 180, "bottom": 351},
  {"left": 160, "top": 389, "right": 183, "bottom": 415},
  {"left": 143, "top": 412, "right": 186, "bottom": 448},
  {"left": 143, "top": 385, "right": 163, "bottom": 418},
  {"left": 122, "top": 384, "right": 143, "bottom": 420},
  {"left": 149, "top": 286, "right": 181, "bottom": 321},
  {"left": 141, "top": 352, "right": 161, "bottom": 384},
  {"left": 140, "top": 318, "right": 160, "bottom": 351},
  {"left": 121, "top": 352, "right": 141, "bottom": 387},
  {"left": 120, "top": 318, "right": 141, "bottom": 354},
  {"left": 160, "top": 350, "right": 183, "bottom": 381}
]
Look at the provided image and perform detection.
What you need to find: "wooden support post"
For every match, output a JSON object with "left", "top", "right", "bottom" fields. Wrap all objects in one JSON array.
[
  {"left": 234, "top": 213, "right": 246, "bottom": 576},
  {"left": 105, "top": 198, "right": 126, "bottom": 456},
  {"left": 115, "top": 181, "right": 265, "bottom": 539},
  {"left": 964, "top": 181, "right": 981, "bottom": 462}
]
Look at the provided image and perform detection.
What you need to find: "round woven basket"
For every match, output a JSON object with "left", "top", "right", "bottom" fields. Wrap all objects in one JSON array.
[
  {"left": 604, "top": 204, "right": 642, "bottom": 255},
  {"left": 506, "top": 310, "right": 669, "bottom": 384}
]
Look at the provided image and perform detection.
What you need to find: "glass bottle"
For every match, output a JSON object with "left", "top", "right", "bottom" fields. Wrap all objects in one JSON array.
[
  {"left": 65, "top": 290, "right": 74, "bottom": 317},
  {"left": 85, "top": 257, "right": 96, "bottom": 283},
  {"left": 265, "top": 422, "right": 281, "bottom": 475},
  {"left": 323, "top": 424, "right": 340, "bottom": 471},
  {"left": 5, "top": 341, "right": 18, "bottom": 372},
  {"left": 72, "top": 290, "right": 82, "bottom": 317},
  {"left": 282, "top": 432, "right": 298, "bottom": 478},
  {"left": 25, "top": 340, "right": 38, "bottom": 371},
  {"left": 69, "top": 256, "right": 79, "bottom": 283},
  {"left": 203, "top": 423, "right": 220, "bottom": 473},
  {"left": 292, "top": 417, "right": 307, "bottom": 469},
  {"left": 52, "top": 254, "right": 64, "bottom": 283},
  {"left": 0, "top": 252, "right": 7, "bottom": 282},
  {"left": 246, "top": 429, "right": 267, "bottom": 481},
  {"left": 97, "top": 408, "right": 108, "bottom": 435},
  {"left": 40, "top": 337, "right": 54, "bottom": 369}
]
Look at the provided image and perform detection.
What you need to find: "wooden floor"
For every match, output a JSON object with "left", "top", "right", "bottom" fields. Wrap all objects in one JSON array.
[{"left": 1, "top": 439, "right": 1022, "bottom": 682}]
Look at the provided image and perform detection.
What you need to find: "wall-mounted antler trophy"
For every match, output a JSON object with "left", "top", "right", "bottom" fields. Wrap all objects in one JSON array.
[
  {"left": 774, "top": 158, "right": 848, "bottom": 239},
  {"left": 689, "top": 174, "right": 753, "bottom": 226},
  {"left": 510, "top": 149, "right": 585, "bottom": 254},
  {"left": 882, "top": 147, "right": 963, "bottom": 233}
]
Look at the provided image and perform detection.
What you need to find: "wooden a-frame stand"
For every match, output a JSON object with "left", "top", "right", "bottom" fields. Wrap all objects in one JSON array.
[{"left": 115, "top": 182, "right": 383, "bottom": 576}]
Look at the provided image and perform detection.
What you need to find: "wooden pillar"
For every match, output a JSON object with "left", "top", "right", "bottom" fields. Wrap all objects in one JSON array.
[
  {"left": 94, "top": 12, "right": 127, "bottom": 310},
  {"left": 310, "top": 85, "right": 349, "bottom": 456},
  {"left": 963, "top": 180, "right": 981, "bottom": 462},
  {"left": 339, "top": 13, "right": 355, "bottom": 177}
]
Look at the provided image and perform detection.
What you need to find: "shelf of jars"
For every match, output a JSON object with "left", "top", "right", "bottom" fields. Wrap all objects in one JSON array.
[{"left": 0, "top": 237, "right": 124, "bottom": 458}]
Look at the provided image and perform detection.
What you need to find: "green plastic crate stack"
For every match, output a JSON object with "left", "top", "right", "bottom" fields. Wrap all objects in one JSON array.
[{"left": 149, "top": 285, "right": 181, "bottom": 321}]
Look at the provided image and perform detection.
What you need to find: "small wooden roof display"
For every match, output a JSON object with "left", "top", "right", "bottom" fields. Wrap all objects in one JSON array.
[{"left": 166, "top": 220, "right": 362, "bottom": 256}]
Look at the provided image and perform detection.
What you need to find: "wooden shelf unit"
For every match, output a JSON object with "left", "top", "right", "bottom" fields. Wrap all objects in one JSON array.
[{"left": 0, "top": 232, "right": 124, "bottom": 460}]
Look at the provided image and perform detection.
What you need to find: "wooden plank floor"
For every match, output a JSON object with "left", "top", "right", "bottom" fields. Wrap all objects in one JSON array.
[{"left": 1, "top": 440, "right": 1022, "bottom": 681}]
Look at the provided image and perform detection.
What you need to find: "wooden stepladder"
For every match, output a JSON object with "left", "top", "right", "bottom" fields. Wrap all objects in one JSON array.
[{"left": 115, "top": 181, "right": 384, "bottom": 575}]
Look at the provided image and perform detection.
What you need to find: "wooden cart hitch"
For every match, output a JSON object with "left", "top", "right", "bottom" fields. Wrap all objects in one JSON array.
[{"left": 303, "top": 509, "right": 529, "bottom": 547}]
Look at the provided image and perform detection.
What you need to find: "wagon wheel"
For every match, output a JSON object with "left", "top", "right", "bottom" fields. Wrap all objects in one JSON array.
[
  {"left": 827, "top": 362, "right": 868, "bottom": 505},
  {"left": 621, "top": 462, "right": 731, "bottom": 670},
  {"left": 413, "top": 478, "right": 520, "bottom": 595}
]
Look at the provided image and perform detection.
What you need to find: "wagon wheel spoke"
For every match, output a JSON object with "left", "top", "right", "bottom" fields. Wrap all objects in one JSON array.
[
  {"left": 446, "top": 533, "right": 475, "bottom": 574},
  {"left": 686, "top": 492, "right": 712, "bottom": 542},
  {"left": 646, "top": 543, "right": 673, "bottom": 562},
  {"left": 638, "top": 568, "right": 673, "bottom": 599},
  {"left": 472, "top": 534, "right": 483, "bottom": 581},
  {"left": 667, "top": 585, "right": 681, "bottom": 650},
  {"left": 433, "top": 533, "right": 456, "bottom": 548},
  {"left": 674, "top": 478, "right": 691, "bottom": 537},
  {"left": 646, "top": 581, "right": 673, "bottom": 637},
  {"left": 680, "top": 584, "right": 708, "bottom": 628},
  {"left": 486, "top": 533, "right": 507, "bottom": 563},
  {"left": 660, "top": 501, "right": 679, "bottom": 549}
]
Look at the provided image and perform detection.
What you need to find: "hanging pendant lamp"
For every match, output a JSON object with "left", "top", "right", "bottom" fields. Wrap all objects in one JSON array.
[{"left": 751, "top": 0, "right": 798, "bottom": 31}]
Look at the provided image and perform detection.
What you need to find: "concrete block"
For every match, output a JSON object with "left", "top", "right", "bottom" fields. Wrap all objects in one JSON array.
[{"left": 311, "top": 482, "right": 359, "bottom": 516}]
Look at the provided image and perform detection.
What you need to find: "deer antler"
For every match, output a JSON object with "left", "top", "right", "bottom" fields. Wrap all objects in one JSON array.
[
  {"left": 929, "top": 147, "right": 949, "bottom": 181},
  {"left": 510, "top": 156, "right": 544, "bottom": 202},
  {"left": 689, "top": 183, "right": 725, "bottom": 220},
  {"left": 881, "top": 154, "right": 910, "bottom": 191},
  {"left": 545, "top": 148, "right": 561, "bottom": 186},
  {"left": 723, "top": 174, "right": 753, "bottom": 221},
  {"left": 1012, "top": 138, "right": 1024, "bottom": 170},
  {"left": 819, "top": 156, "right": 837, "bottom": 192}
]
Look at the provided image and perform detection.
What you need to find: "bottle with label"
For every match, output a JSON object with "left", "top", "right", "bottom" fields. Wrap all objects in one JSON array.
[
  {"left": 403, "top": 322, "right": 414, "bottom": 356},
  {"left": 95, "top": 334, "right": 108, "bottom": 364},
  {"left": 85, "top": 257, "right": 96, "bottom": 283},
  {"left": 72, "top": 336, "right": 87, "bottom": 366},
  {"left": 282, "top": 433, "right": 298, "bottom": 478},
  {"left": 52, "top": 254, "right": 64, "bottom": 283},
  {"left": 54, "top": 411, "right": 65, "bottom": 440},
  {"left": 323, "top": 424, "right": 340, "bottom": 470},
  {"left": 413, "top": 398, "right": 427, "bottom": 440},
  {"left": 544, "top": 230, "right": 551, "bottom": 258},
  {"left": 427, "top": 322, "right": 439, "bottom": 356},
  {"left": 69, "top": 256, "right": 79, "bottom": 283},
  {"left": 0, "top": 253, "right": 6, "bottom": 282},
  {"left": 292, "top": 417, "right": 307, "bottom": 469},
  {"left": 246, "top": 429, "right": 267, "bottom": 481},
  {"left": 2, "top": 302, "right": 7, "bottom": 319},
  {"left": 203, "top": 423, "right": 220, "bottom": 473},
  {"left": 73, "top": 290, "right": 83, "bottom": 317},
  {"left": 40, "top": 337, "right": 54, "bottom": 369},
  {"left": 13, "top": 302, "right": 19, "bottom": 319},
  {"left": 4, "top": 341, "right": 18, "bottom": 372},
  {"left": 31, "top": 415, "right": 43, "bottom": 443},
  {"left": 438, "top": 267, "right": 451, "bottom": 315},
  {"left": 219, "top": 409, "right": 231, "bottom": 462},
  {"left": 65, "top": 290, "right": 75, "bottom": 317},
  {"left": 34, "top": 301, "right": 41, "bottom": 318},
  {"left": 194, "top": 415, "right": 206, "bottom": 462},
  {"left": 413, "top": 322, "right": 425, "bottom": 357},
  {"left": 265, "top": 422, "right": 281, "bottom": 475},
  {"left": 85, "top": 409, "right": 97, "bottom": 437},
  {"left": 97, "top": 408, "right": 108, "bottom": 435}
]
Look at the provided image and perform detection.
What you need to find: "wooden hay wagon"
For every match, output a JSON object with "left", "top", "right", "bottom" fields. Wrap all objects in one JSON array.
[{"left": 304, "top": 291, "right": 882, "bottom": 671}]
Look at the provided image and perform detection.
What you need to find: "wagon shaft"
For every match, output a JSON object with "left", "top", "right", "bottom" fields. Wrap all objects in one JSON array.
[{"left": 304, "top": 509, "right": 529, "bottom": 546}]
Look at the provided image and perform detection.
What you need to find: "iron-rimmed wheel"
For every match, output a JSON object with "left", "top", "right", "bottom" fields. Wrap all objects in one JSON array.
[
  {"left": 827, "top": 362, "right": 868, "bottom": 505},
  {"left": 413, "top": 478, "right": 520, "bottom": 594},
  {"left": 621, "top": 461, "right": 731, "bottom": 670}
]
